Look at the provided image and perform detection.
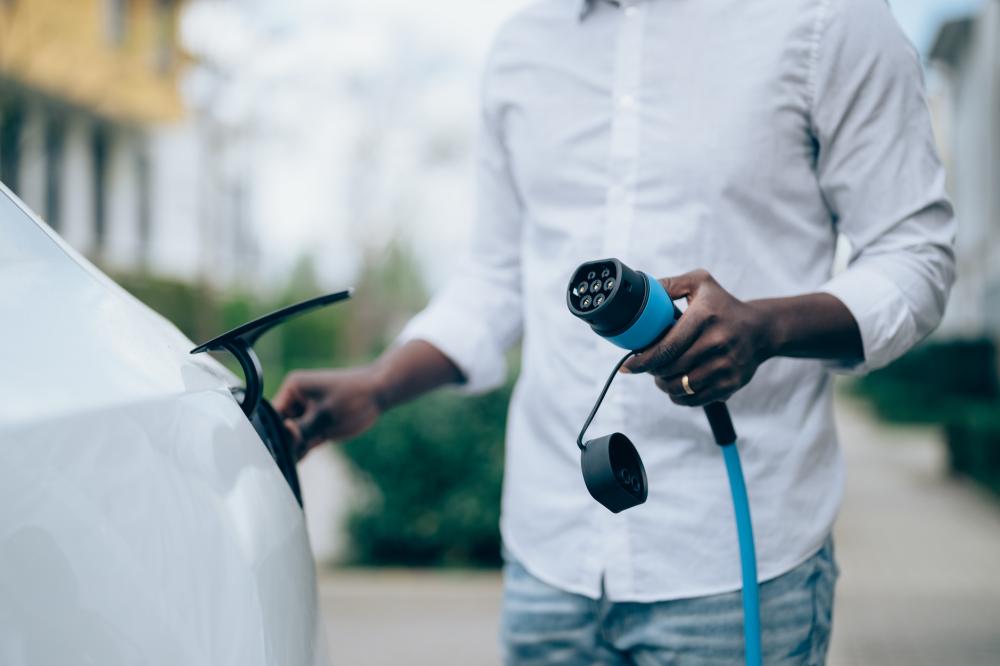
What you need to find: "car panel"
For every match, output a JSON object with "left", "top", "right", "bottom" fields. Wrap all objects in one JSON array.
[
  {"left": 0, "top": 391, "right": 317, "bottom": 665},
  {"left": 0, "top": 183, "right": 236, "bottom": 428},
  {"left": 0, "top": 184, "right": 324, "bottom": 665}
]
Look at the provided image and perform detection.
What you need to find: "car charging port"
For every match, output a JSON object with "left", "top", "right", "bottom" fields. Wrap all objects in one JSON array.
[{"left": 191, "top": 290, "right": 353, "bottom": 508}]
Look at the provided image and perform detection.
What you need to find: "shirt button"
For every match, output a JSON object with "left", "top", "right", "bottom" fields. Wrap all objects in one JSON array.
[
  {"left": 624, "top": 6, "right": 638, "bottom": 18},
  {"left": 618, "top": 94, "right": 635, "bottom": 110}
]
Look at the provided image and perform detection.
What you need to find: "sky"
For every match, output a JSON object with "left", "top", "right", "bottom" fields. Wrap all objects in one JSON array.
[
  {"left": 182, "top": 0, "right": 982, "bottom": 291},
  {"left": 183, "top": 0, "right": 532, "bottom": 289}
]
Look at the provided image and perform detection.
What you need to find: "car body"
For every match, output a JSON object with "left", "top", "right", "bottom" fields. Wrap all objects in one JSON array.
[{"left": 0, "top": 183, "right": 328, "bottom": 666}]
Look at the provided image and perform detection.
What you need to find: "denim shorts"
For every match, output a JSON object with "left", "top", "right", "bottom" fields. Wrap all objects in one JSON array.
[{"left": 501, "top": 537, "right": 837, "bottom": 665}]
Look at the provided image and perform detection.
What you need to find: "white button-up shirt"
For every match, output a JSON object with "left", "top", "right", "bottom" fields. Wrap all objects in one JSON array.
[{"left": 398, "top": 0, "right": 955, "bottom": 601}]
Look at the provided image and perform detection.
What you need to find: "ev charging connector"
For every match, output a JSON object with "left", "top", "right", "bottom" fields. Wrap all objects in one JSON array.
[
  {"left": 566, "top": 258, "right": 762, "bottom": 666},
  {"left": 566, "top": 258, "right": 736, "bottom": 509}
]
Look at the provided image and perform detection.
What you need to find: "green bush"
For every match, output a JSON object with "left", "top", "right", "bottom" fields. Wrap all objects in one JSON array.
[
  {"left": 341, "top": 382, "right": 511, "bottom": 568},
  {"left": 852, "top": 339, "right": 998, "bottom": 423},
  {"left": 852, "top": 338, "right": 1000, "bottom": 499},
  {"left": 945, "top": 402, "right": 1000, "bottom": 498}
]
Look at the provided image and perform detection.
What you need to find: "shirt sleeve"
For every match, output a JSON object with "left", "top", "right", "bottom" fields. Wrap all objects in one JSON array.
[
  {"left": 811, "top": 0, "right": 956, "bottom": 373},
  {"left": 394, "top": 46, "right": 524, "bottom": 394}
]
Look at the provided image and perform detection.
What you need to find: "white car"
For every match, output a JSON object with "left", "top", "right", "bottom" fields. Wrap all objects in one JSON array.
[{"left": 0, "top": 183, "right": 341, "bottom": 666}]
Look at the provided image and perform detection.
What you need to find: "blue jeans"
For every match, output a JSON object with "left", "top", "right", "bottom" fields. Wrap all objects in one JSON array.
[{"left": 501, "top": 538, "right": 837, "bottom": 665}]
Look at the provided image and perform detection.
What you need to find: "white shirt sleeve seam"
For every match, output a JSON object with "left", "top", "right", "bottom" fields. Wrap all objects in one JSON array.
[{"left": 805, "top": 0, "right": 833, "bottom": 120}]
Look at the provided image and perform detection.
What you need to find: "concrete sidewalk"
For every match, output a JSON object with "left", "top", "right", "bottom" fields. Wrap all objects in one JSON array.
[
  {"left": 318, "top": 397, "right": 1000, "bottom": 665},
  {"left": 828, "top": 398, "right": 1000, "bottom": 666}
]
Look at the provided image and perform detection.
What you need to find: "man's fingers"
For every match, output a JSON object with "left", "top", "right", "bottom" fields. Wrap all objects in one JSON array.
[
  {"left": 273, "top": 375, "right": 304, "bottom": 416},
  {"left": 654, "top": 363, "right": 731, "bottom": 407},
  {"left": 647, "top": 333, "right": 720, "bottom": 382},
  {"left": 274, "top": 371, "right": 325, "bottom": 417},
  {"left": 622, "top": 270, "right": 717, "bottom": 375},
  {"left": 293, "top": 404, "right": 328, "bottom": 448},
  {"left": 623, "top": 307, "right": 707, "bottom": 374}
]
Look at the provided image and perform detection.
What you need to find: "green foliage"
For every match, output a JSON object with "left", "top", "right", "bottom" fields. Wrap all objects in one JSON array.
[
  {"left": 344, "top": 242, "right": 432, "bottom": 357},
  {"left": 852, "top": 339, "right": 998, "bottom": 423},
  {"left": 342, "top": 382, "right": 510, "bottom": 568},
  {"left": 945, "top": 403, "right": 1000, "bottom": 498},
  {"left": 852, "top": 338, "right": 1000, "bottom": 499}
]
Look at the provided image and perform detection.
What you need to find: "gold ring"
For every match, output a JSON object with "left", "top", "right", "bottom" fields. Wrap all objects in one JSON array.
[{"left": 682, "top": 374, "right": 696, "bottom": 396}]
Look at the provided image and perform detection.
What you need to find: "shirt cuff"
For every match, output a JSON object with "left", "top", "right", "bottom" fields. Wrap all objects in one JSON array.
[
  {"left": 819, "top": 265, "right": 919, "bottom": 375},
  {"left": 395, "top": 303, "right": 508, "bottom": 395}
]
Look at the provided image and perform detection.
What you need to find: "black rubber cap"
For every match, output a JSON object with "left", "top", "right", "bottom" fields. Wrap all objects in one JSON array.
[{"left": 580, "top": 432, "right": 648, "bottom": 513}]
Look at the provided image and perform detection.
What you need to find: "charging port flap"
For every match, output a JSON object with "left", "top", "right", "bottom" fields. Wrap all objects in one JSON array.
[{"left": 190, "top": 290, "right": 353, "bottom": 419}]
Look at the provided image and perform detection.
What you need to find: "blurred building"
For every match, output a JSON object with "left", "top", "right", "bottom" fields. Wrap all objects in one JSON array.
[
  {"left": 928, "top": 2, "right": 1000, "bottom": 335},
  {"left": 0, "top": 0, "right": 253, "bottom": 284}
]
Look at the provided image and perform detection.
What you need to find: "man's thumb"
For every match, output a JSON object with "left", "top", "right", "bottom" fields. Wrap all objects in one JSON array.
[{"left": 290, "top": 406, "right": 326, "bottom": 448}]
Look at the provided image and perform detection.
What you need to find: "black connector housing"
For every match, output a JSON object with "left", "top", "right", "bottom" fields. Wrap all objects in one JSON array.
[
  {"left": 567, "top": 258, "right": 649, "bottom": 338},
  {"left": 567, "top": 256, "right": 740, "bottom": 516}
]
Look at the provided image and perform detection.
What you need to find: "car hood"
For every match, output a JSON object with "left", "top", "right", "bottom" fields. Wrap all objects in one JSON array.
[{"left": 0, "top": 184, "right": 238, "bottom": 429}]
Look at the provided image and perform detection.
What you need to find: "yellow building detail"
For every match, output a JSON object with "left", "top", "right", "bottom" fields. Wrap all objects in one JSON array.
[{"left": 0, "top": 0, "right": 187, "bottom": 123}]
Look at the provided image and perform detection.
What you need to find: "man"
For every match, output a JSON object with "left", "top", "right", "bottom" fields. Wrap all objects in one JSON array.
[{"left": 275, "top": 0, "right": 955, "bottom": 663}]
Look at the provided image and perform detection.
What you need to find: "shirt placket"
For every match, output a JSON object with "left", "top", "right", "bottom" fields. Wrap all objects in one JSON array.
[
  {"left": 602, "top": 0, "right": 644, "bottom": 259},
  {"left": 598, "top": 0, "right": 646, "bottom": 600}
]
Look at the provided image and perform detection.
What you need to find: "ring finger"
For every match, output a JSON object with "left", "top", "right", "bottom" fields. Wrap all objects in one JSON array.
[{"left": 656, "top": 363, "right": 727, "bottom": 406}]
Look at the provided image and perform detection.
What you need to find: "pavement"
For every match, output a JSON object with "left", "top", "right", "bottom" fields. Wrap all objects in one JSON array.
[
  {"left": 318, "top": 396, "right": 1000, "bottom": 665},
  {"left": 826, "top": 398, "right": 1000, "bottom": 666}
]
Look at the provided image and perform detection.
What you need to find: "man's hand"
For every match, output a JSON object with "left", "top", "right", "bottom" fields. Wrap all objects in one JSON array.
[
  {"left": 620, "top": 269, "right": 865, "bottom": 407},
  {"left": 272, "top": 340, "right": 465, "bottom": 455},
  {"left": 621, "top": 270, "right": 773, "bottom": 407},
  {"left": 273, "top": 367, "right": 385, "bottom": 453}
]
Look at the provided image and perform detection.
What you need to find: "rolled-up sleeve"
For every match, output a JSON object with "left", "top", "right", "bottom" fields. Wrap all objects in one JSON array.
[
  {"left": 811, "top": 0, "right": 956, "bottom": 373},
  {"left": 395, "top": 45, "right": 524, "bottom": 394}
]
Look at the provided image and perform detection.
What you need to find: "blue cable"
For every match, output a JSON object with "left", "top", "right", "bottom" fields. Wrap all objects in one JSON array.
[{"left": 721, "top": 442, "right": 762, "bottom": 666}]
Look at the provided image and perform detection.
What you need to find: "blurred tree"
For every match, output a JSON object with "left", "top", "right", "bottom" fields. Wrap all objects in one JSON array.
[
  {"left": 266, "top": 255, "right": 349, "bottom": 384},
  {"left": 342, "top": 240, "right": 428, "bottom": 360}
]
